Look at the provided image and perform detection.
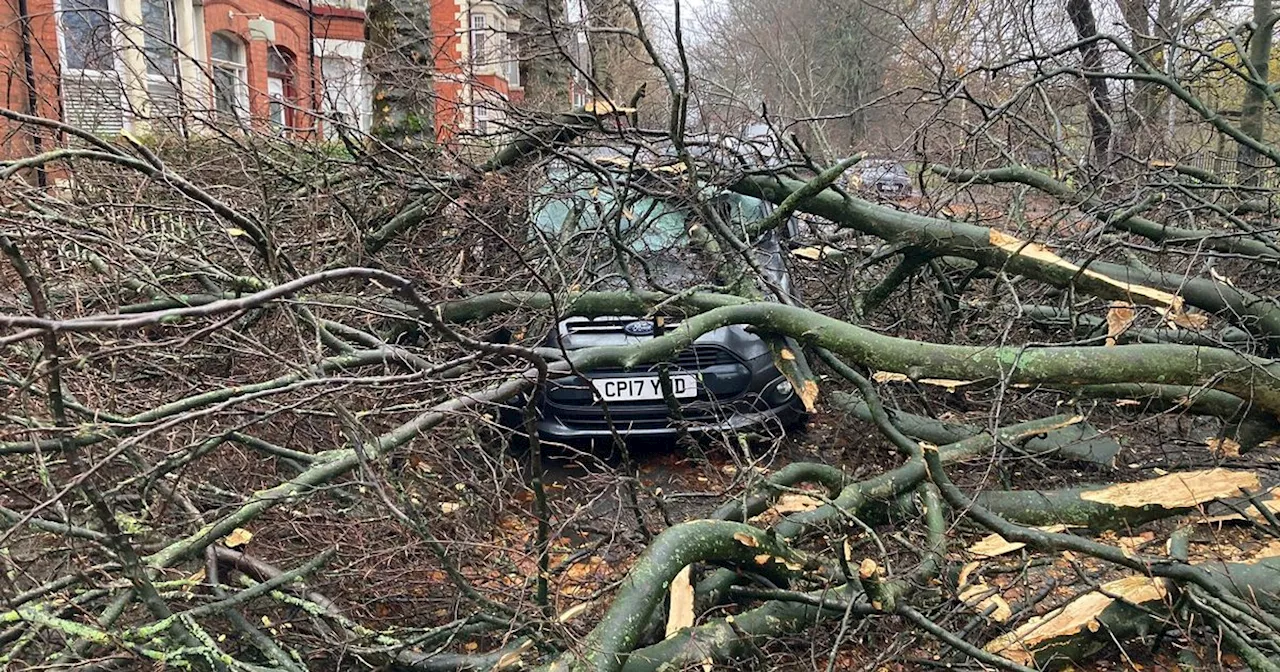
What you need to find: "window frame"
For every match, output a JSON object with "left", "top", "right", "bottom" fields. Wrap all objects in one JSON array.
[
  {"left": 469, "top": 12, "right": 488, "bottom": 64},
  {"left": 141, "top": 0, "right": 177, "bottom": 78},
  {"left": 317, "top": 38, "right": 371, "bottom": 138},
  {"left": 266, "top": 45, "right": 297, "bottom": 133},
  {"left": 56, "top": 0, "right": 121, "bottom": 76},
  {"left": 210, "top": 31, "right": 249, "bottom": 124}
]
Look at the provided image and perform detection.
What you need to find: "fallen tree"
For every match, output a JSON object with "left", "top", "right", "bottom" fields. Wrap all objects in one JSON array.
[{"left": 4, "top": 20, "right": 1280, "bottom": 667}]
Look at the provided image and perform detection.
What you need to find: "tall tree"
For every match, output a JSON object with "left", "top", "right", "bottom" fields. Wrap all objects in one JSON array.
[
  {"left": 366, "top": 0, "right": 435, "bottom": 146},
  {"left": 1237, "top": 0, "right": 1276, "bottom": 184},
  {"left": 1066, "top": 0, "right": 1114, "bottom": 166}
]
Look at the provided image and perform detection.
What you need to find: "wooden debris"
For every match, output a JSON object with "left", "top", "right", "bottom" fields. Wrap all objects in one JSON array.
[
  {"left": 985, "top": 576, "right": 1170, "bottom": 665},
  {"left": 1244, "top": 540, "right": 1280, "bottom": 564},
  {"left": 665, "top": 565, "right": 694, "bottom": 638},
  {"left": 959, "top": 582, "right": 1013, "bottom": 622},
  {"left": 1105, "top": 303, "right": 1135, "bottom": 346},
  {"left": 772, "top": 494, "right": 824, "bottom": 514},
  {"left": 968, "top": 525, "right": 1069, "bottom": 558},
  {"left": 1079, "top": 469, "right": 1259, "bottom": 510},
  {"left": 872, "top": 370, "right": 976, "bottom": 392},
  {"left": 1207, "top": 437, "right": 1242, "bottom": 458},
  {"left": 989, "top": 229, "right": 1183, "bottom": 311},
  {"left": 1197, "top": 497, "right": 1280, "bottom": 525}
]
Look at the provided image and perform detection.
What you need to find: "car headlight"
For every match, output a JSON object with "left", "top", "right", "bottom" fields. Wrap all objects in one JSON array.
[{"left": 763, "top": 377, "right": 795, "bottom": 405}]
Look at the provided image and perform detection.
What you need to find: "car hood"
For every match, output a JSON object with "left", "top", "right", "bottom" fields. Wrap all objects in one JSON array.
[{"left": 547, "top": 319, "right": 772, "bottom": 361}]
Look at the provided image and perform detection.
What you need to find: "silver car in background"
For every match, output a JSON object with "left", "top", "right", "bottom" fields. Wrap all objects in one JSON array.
[{"left": 847, "top": 159, "right": 911, "bottom": 198}]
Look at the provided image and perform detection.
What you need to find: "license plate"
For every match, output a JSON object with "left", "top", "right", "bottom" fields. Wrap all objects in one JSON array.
[{"left": 591, "top": 374, "right": 697, "bottom": 402}]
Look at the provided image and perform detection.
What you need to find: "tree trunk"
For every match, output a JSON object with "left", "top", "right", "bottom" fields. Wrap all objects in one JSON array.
[
  {"left": 1117, "top": 0, "right": 1165, "bottom": 152},
  {"left": 1066, "top": 0, "right": 1114, "bottom": 167},
  {"left": 366, "top": 0, "right": 435, "bottom": 146},
  {"left": 1237, "top": 0, "right": 1275, "bottom": 186}
]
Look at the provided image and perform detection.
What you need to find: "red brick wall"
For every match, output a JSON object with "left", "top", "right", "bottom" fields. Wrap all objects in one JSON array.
[
  {"left": 1, "top": 0, "right": 63, "bottom": 160},
  {"left": 429, "top": 0, "right": 522, "bottom": 142},
  {"left": 204, "top": 0, "right": 363, "bottom": 134},
  {"left": 429, "top": 0, "right": 461, "bottom": 137}
]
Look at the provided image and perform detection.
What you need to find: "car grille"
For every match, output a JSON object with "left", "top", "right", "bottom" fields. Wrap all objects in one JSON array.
[
  {"left": 547, "top": 401, "right": 730, "bottom": 431},
  {"left": 673, "top": 344, "right": 739, "bottom": 368},
  {"left": 584, "top": 344, "right": 741, "bottom": 375}
]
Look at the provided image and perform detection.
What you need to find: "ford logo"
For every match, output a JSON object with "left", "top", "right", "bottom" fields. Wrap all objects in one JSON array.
[{"left": 623, "top": 320, "right": 655, "bottom": 336}]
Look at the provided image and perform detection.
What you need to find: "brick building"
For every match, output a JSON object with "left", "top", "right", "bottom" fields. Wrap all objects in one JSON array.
[
  {"left": 1, "top": 0, "right": 368, "bottom": 151},
  {"left": 428, "top": 0, "right": 522, "bottom": 141},
  {"left": 2, "top": 0, "right": 561, "bottom": 153}
]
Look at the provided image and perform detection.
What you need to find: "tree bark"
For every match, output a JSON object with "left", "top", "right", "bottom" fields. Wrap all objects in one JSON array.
[
  {"left": 1237, "top": 0, "right": 1276, "bottom": 185},
  {"left": 366, "top": 0, "right": 436, "bottom": 146},
  {"left": 1065, "top": 0, "right": 1114, "bottom": 166}
]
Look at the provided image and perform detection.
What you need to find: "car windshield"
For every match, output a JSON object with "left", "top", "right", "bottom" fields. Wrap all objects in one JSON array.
[
  {"left": 527, "top": 161, "right": 787, "bottom": 293},
  {"left": 531, "top": 180, "right": 690, "bottom": 254},
  {"left": 529, "top": 163, "right": 773, "bottom": 255},
  {"left": 861, "top": 162, "right": 907, "bottom": 180}
]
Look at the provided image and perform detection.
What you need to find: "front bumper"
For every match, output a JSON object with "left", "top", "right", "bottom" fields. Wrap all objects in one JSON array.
[{"left": 533, "top": 394, "right": 807, "bottom": 440}]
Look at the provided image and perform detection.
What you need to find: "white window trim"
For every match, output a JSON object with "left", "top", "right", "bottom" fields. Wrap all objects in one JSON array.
[
  {"left": 210, "top": 32, "right": 250, "bottom": 122},
  {"left": 469, "top": 12, "right": 488, "bottom": 64},
  {"left": 317, "top": 39, "right": 371, "bottom": 134},
  {"left": 54, "top": 0, "right": 126, "bottom": 80},
  {"left": 141, "top": 0, "right": 178, "bottom": 83},
  {"left": 54, "top": 0, "right": 132, "bottom": 130}
]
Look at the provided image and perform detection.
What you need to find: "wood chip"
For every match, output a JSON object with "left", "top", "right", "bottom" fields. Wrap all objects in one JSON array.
[
  {"left": 871, "top": 371, "right": 975, "bottom": 392},
  {"left": 772, "top": 494, "right": 824, "bottom": 514},
  {"left": 959, "top": 582, "right": 1013, "bottom": 622},
  {"left": 493, "top": 639, "right": 535, "bottom": 669},
  {"left": 799, "top": 379, "right": 819, "bottom": 413},
  {"left": 732, "top": 532, "right": 759, "bottom": 547},
  {"left": 1198, "top": 497, "right": 1280, "bottom": 525},
  {"left": 665, "top": 565, "right": 694, "bottom": 638},
  {"left": 1105, "top": 303, "right": 1135, "bottom": 347},
  {"left": 223, "top": 528, "right": 253, "bottom": 548},
  {"left": 1079, "top": 469, "right": 1260, "bottom": 510},
  {"left": 790, "top": 245, "right": 842, "bottom": 261},
  {"left": 557, "top": 601, "right": 595, "bottom": 623},
  {"left": 1117, "top": 532, "right": 1156, "bottom": 556},
  {"left": 1243, "top": 540, "right": 1280, "bottom": 564},
  {"left": 1167, "top": 310, "right": 1210, "bottom": 330},
  {"left": 985, "top": 576, "right": 1169, "bottom": 664},
  {"left": 1207, "top": 437, "right": 1242, "bottom": 458},
  {"left": 968, "top": 525, "right": 1069, "bottom": 558}
]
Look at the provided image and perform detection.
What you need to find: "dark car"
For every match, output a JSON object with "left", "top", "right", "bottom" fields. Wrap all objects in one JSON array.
[
  {"left": 503, "top": 157, "right": 807, "bottom": 442},
  {"left": 848, "top": 160, "right": 911, "bottom": 198}
]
